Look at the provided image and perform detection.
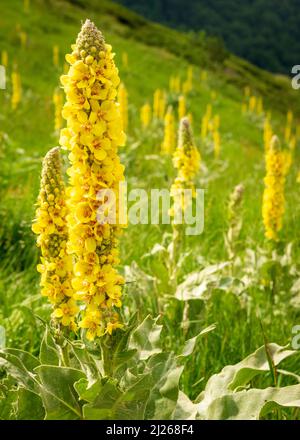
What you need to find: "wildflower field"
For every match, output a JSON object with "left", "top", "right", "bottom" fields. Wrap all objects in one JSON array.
[{"left": 1, "top": 0, "right": 300, "bottom": 421}]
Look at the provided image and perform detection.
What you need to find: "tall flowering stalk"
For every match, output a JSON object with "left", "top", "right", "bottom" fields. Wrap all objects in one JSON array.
[
  {"left": 53, "top": 45, "right": 60, "bottom": 68},
  {"left": 153, "top": 89, "right": 161, "bottom": 119},
  {"left": 140, "top": 102, "right": 151, "bottom": 128},
  {"left": 60, "top": 20, "right": 126, "bottom": 340},
  {"left": 122, "top": 52, "right": 128, "bottom": 70},
  {"left": 178, "top": 95, "right": 186, "bottom": 120},
  {"left": 158, "top": 90, "right": 166, "bottom": 119},
  {"left": 161, "top": 106, "right": 175, "bottom": 154},
  {"left": 169, "top": 118, "right": 200, "bottom": 285},
  {"left": 284, "top": 110, "right": 293, "bottom": 144},
  {"left": 11, "top": 68, "right": 21, "bottom": 110},
  {"left": 32, "top": 147, "right": 78, "bottom": 330},
  {"left": 1, "top": 50, "right": 8, "bottom": 68},
  {"left": 262, "top": 135, "right": 286, "bottom": 241},
  {"left": 263, "top": 116, "right": 273, "bottom": 151},
  {"left": 118, "top": 82, "right": 128, "bottom": 131},
  {"left": 225, "top": 184, "right": 244, "bottom": 260},
  {"left": 53, "top": 88, "right": 63, "bottom": 131}
]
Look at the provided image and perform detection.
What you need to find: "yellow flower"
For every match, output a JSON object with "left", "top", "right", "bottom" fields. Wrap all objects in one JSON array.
[
  {"left": 32, "top": 147, "right": 78, "bottom": 329},
  {"left": 60, "top": 20, "right": 126, "bottom": 339},
  {"left": 53, "top": 88, "right": 63, "bottom": 131},
  {"left": 262, "top": 136, "right": 286, "bottom": 241},
  {"left": 140, "top": 102, "right": 151, "bottom": 128},
  {"left": 178, "top": 95, "right": 186, "bottom": 120},
  {"left": 161, "top": 106, "right": 175, "bottom": 154},
  {"left": 11, "top": 68, "right": 21, "bottom": 110}
]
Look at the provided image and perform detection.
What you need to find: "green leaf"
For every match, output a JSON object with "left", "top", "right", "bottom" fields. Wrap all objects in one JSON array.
[
  {"left": 172, "top": 391, "right": 198, "bottom": 420},
  {"left": 0, "top": 326, "right": 5, "bottom": 349},
  {"left": 82, "top": 375, "right": 153, "bottom": 420},
  {"left": 175, "top": 263, "right": 229, "bottom": 300},
  {"left": 0, "top": 349, "right": 40, "bottom": 392},
  {"left": 197, "top": 343, "right": 296, "bottom": 419},
  {"left": 35, "top": 365, "right": 85, "bottom": 420},
  {"left": 207, "top": 384, "right": 300, "bottom": 420},
  {"left": 129, "top": 315, "right": 162, "bottom": 360},
  {"left": 39, "top": 328, "right": 60, "bottom": 366},
  {"left": 14, "top": 388, "right": 45, "bottom": 420},
  {"left": 145, "top": 352, "right": 183, "bottom": 420},
  {"left": 178, "top": 324, "right": 216, "bottom": 357}
]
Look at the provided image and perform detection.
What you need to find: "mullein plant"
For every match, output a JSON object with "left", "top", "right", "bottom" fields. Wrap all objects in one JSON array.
[
  {"left": 140, "top": 102, "right": 151, "bottom": 129},
  {"left": 153, "top": 88, "right": 161, "bottom": 119},
  {"left": 11, "top": 67, "right": 21, "bottom": 110},
  {"left": 169, "top": 118, "right": 200, "bottom": 286},
  {"left": 262, "top": 136, "right": 286, "bottom": 241},
  {"left": 118, "top": 82, "right": 128, "bottom": 131},
  {"left": 32, "top": 147, "right": 78, "bottom": 331},
  {"left": 60, "top": 19, "right": 126, "bottom": 340},
  {"left": 1, "top": 50, "right": 8, "bottom": 68},
  {"left": 225, "top": 184, "right": 244, "bottom": 261},
  {"left": 178, "top": 95, "right": 186, "bottom": 121},
  {"left": 53, "top": 88, "right": 63, "bottom": 132},
  {"left": 53, "top": 45, "right": 60, "bottom": 68},
  {"left": 161, "top": 106, "right": 175, "bottom": 154}
]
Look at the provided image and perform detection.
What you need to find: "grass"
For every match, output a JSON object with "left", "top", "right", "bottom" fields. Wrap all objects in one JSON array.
[{"left": 0, "top": 0, "right": 300, "bottom": 415}]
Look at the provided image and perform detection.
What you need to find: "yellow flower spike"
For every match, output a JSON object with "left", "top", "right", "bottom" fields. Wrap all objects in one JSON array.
[
  {"left": 158, "top": 91, "right": 167, "bottom": 120},
  {"left": 53, "top": 88, "right": 63, "bottom": 131},
  {"left": 153, "top": 88, "right": 161, "bottom": 119},
  {"left": 118, "top": 82, "right": 128, "bottom": 131},
  {"left": 32, "top": 147, "right": 78, "bottom": 330},
  {"left": 140, "top": 102, "right": 151, "bottom": 128},
  {"left": 1, "top": 50, "right": 8, "bottom": 68},
  {"left": 263, "top": 116, "right": 273, "bottom": 151},
  {"left": 171, "top": 117, "right": 200, "bottom": 200},
  {"left": 122, "top": 51, "right": 128, "bottom": 69},
  {"left": 60, "top": 19, "right": 126, "bottom": 339},
  {"left": 284, "top": 110, "right": 293, "bottom": 144},
  {"left": 262, "top": 135, "right": 287, "bottom": 241},
  {"left": 161, "top": 106, "right": 175, "bottom": 154},
  {"left": 213, "top": 129, "right": 221, "bottom": 159},
  {"left": 11, "top": 68, "right": 22, "bottom": 110},
  {"left": 53, "top": 45, "right": 60, "bottom": 68},
  {"left": 178, "top": 95, "right": 186, "bottom": 121}
]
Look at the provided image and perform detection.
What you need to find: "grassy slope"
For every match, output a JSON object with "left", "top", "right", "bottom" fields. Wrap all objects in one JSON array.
[{"left": 0, "top": 0, "right": 300, "bottom": 402}]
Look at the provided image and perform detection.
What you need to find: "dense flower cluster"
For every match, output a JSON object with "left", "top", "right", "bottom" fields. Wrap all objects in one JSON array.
[
  {"left": 161, "top": 106, "right": 175, "bottom": 154},
  {"left": 32, "top": 147, "right": 78, "bottom": 329},
  {"left": 171, "top": 117, "right": 200, "bottom": 212},
  {"left": 262, "top": 136, "right": 286, "bottom": 241},
  {"left": 59, "top": 19, "right": 126, "bottom": 339}
]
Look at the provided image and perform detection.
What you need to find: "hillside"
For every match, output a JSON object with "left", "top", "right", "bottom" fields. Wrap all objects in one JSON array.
[
  {"left": 0, "top": 0, "right": 300, "bottom": 420},
  {"left": 115, "top": 0, "right": 300, "bottom": 75}
]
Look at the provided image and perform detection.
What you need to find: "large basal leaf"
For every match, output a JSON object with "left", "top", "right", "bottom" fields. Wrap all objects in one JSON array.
[
  {"left": 175, "top": 263, "right": 229, "bottom": 300},
  {"left": 129, "top": 315, "right": 162, "bottom": 360},
  {"left": 39, "top": 328, "right": 61, "bottom": 366},
  {"left": 35, "top": 365, "right": 85, "bottom": 420},
  {"left": 81, "top": 376, "right": 152, "bottom": 420},
  {"left": 14, "top": 388, "right": 45, "bottom": 420},
  {"left": 197, "top": 343, "right": 296, "bottom": 419},
  {"left": 172, "top": 391, "right": 198, "bottom": 420},
  {"left": 144, "top": 352, "right": 184, "bottom": 420},
  {"left": 0, "top": 349, "right": 40, "bottom": 392},
  {"left": 207, "top": 384, "right": 300, "bottom": 420},
  {"left": 178, "top": 324, "right": 216, "bottom": 358}
]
